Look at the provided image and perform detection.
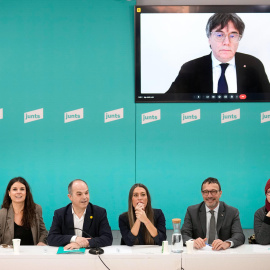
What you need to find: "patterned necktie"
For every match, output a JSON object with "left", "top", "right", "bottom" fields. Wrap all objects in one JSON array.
[
  {"left": 217, "top": 63, "right": 229, "bottom": 93},
  {"left": 208, "top": 210, "right": 216, "bottom": 244}
]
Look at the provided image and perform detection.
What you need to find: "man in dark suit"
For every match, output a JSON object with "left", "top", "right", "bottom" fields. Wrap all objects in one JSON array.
[
  {"left": 167, "top": 13, "right": 270, "bottom": 94},
  {"left": 47, "top": 179, "right": 113, "bottom": 249},
  {"left": 181, "top": 177, "right": 245, "bottom": 250}
]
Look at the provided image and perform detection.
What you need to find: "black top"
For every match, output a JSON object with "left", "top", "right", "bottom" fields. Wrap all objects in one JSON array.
[
  {"left": 14, "top": 222, "right": 34, "bottom": 245},
  {"left": 118, "top": 208, "right": 166, "bottom": 246}
]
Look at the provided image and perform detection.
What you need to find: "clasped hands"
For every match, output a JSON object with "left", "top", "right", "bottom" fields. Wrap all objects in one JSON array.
[
  {"left": 64, "top": 236, "right": 91, "bottom": 250},
  {"left": 193, "top": 237, "right": 231, "bottom": 250},
  {"left": 135, "top": 203, "right": 149, "bottom": 224}
]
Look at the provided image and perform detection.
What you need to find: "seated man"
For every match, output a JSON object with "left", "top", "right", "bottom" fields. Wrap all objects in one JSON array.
[
  {"left": 181, "top": 177, "right": 245, "bottom": 250},
  {"left": 167, "top": 13, "right": 270, "bottom": 94},
  {"left": 47, "top": 179, "right": 113, "bottom": 249}
]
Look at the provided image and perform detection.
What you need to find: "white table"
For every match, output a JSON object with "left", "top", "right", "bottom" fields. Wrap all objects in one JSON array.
[
  {"left": 0, "top": 245, "right": 182, "bottom": 270},
  {"left": 182, "top": 244, "right": 270, "bottom": 270}
]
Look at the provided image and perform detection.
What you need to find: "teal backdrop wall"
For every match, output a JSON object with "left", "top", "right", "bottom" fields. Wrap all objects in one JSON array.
[{"left": 0, "top": 0, "right": 269, "bottom": 232}]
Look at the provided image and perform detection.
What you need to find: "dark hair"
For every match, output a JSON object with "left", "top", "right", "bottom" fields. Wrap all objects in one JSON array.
[
  {"left": 201, "top": 177, "right": 221, "bottom": 191},
  {"left": 127, "top": 183, "right": 154, "bottom": 245},
  {"left": 1, "top": 177, "right": 36, "bottom": 228},
  {"left": 206, "top": 13, "right": 245, "bottom": 38},
  {"left": 68, "top": 179, "right": 88, "bottom": 195}
]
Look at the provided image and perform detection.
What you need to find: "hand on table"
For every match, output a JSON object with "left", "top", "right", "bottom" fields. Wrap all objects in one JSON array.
[
  {"left": 211, "top": 239, "right": 231, "bottom": 250},
  {"left": 193, "top": 237, "right": 207, "bottom": 249},
  {"left": 37, "top": 242, "right": 46, "bottom": 246},
  {"left": 75, "top": 236, "right": 90, "bottom": 248},
  {"left": 64, "top": 242, "right": 80, "bottom": 250}
]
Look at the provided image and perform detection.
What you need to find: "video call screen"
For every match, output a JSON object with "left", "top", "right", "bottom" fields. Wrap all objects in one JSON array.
[{"left": 135, "top": 5, "right": 270, "bottom": 103}]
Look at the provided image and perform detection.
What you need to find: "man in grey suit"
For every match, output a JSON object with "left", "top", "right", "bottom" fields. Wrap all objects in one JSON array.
[{"left": 181, "top": 177, "right": 245, "bottom": 250}]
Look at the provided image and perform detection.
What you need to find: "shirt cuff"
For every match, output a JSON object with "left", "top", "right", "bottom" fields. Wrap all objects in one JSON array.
[
  {"left": 70, "top": 235, "right": 77, "bottom": 243},
  {"left": 226, "top": 240, "right": 234, "bottom": 248}
]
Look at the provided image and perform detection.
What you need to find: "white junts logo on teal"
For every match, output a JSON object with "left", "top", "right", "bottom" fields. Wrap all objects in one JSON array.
[
  {"left": 24, "top": 108, "right": 43, "bottom": 123},
  {"left": 181, "top": 109, "right": 200, "bottom": 124},
  {"left": 0, "top": 108, "right": 3, "bottom": 119},
  {"left": 261, "top": 110, "right": 270, "bottom": 123},
  {"left": 221, "top": 108, "right": 240, "bottom": 124},
  {"left": 104, "top": 108, "right": 124, "bottom": 123},
  {"left": 64, "top": 108, "right": 84, "bottom": 123},
  {"left": 142, "top": 109, "right": 160, "bottom": 124}
]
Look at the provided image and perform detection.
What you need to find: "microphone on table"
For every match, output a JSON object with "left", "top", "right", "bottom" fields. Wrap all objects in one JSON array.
[
  {"left": 72, "top": 227, "right": 104, "bottom": 255},
  {"left": 71, "top": 227, "right": 110, "bottom": 270}
]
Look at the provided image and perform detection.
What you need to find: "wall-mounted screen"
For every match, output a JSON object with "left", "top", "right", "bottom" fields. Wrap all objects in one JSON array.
[{"left": 135, "top": 5, "right": 270, "bottom": 103}]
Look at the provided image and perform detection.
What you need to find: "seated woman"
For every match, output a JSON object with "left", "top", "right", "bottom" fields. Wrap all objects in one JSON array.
[
  {"left": 254, "top": 178, "right": 270, "bottom": 245},
  {"left": 0, "top": 177, "right": 47, "bottom": 245},
  {"left": 119, "top": 183, "right": 166, "bottom": 246}
]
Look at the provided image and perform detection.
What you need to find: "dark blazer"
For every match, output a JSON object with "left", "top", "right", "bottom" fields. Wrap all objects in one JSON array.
[
  {"left": 47, "top": 203, "right": 112, "bottom": 247},
  {"left": 167, "top": 52, "right": 270, "bottom": 94},
  {"left": 181, "top": 201, "right": 245, "bottom": 248},
  {"left": 254, "top": 206, "right": 270, "bottom": 245},
  {"left": 0, "top": 204, "right": 47, "bottom": 245},
  {"left": 119, "top": 208, "right": 166, "bottom": 246}
]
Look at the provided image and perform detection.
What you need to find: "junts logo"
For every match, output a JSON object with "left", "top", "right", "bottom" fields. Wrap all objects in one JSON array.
[
  {"left": 142, "top": 109, "right": 160, "bottom": 124},
  {"left": 181, "top": 109, "right": 200, "bottom": 124},
  {"left": 104, "top": 108, "right": 124, "bottom": 123},
  {"left": 64, "top": 108, "right": 84, "bottom": 123},
  {"left": 261, "top": 111, "right": 270, "bottom": 123},
  {"left": 221, "top": 109, "right": 240, "bottom": 124},
  {"left": 24, "top": 108, "right": 43, "bottom": 123}
]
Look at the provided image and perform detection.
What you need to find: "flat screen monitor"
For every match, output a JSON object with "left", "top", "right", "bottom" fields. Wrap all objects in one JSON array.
[{"left": 135, "top": 5, "right": 270, "bottom": 103}]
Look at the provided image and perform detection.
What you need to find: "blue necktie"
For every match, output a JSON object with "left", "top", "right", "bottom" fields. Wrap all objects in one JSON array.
[{"left": 217, "top": 63, "right": 229, "bottom": 93}]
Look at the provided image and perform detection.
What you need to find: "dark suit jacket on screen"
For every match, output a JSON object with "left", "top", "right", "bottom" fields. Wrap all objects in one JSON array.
[
  {"left": 167, "top": 52, "right": 270, "bottom": 94},
  {"left": 0, "top": 204, "right": 47, "bottom": 245},
  {"left": 47, "top": 203, "right": 113, "bottom": 247},
  {"left": 181, "top": 201, "right": 245, "bottom": 248}
]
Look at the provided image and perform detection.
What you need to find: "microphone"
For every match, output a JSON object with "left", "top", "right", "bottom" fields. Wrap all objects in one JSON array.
[{"left": 72, "top": 227, "right": 104, "bottom": 255}]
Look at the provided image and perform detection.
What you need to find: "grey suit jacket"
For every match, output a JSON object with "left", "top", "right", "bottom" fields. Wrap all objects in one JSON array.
[
  {"left": 0, "top": 204, "right": 47, "bottom": 245},
  {"left": 181, "top": 201, "right": 245, "bottom": 248}
]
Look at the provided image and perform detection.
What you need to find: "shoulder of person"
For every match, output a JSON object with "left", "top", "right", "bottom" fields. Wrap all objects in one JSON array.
[
  {"left": 0, "top": 207, "right": 8, "bottom": 216},
  {"left": 254, "top": 206, "right": 266, "bottom": 216},
  {"left": 182, "top": 54, "right": 211, "bottom": 67},
  {"left": 53, "top": 203, "right": 72, "bottom": 215},
  {"left": 187, "top": 202, "right": 204, "bottom": 212},
  {"left": 220, "top": 201, "right": 239, "bottom": 213},
  {"left": 91, "top": 203, "right": 107, "bottom": 214},
  {"left": 235, "top": 52, "right": 263, "bottom": 64},
  {"left": 119, "top": 212, "right": 128, "bottom": 220},
  {"left": 153, "top": 208, "right": 163, "bottom": 215}
]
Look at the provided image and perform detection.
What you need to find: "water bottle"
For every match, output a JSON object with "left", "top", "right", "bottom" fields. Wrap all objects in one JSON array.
[{"left": 171, "top": 218, "right": 183, "bottom": 253}]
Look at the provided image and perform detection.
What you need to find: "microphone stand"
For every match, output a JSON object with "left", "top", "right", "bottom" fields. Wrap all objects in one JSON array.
[
  {"left": 72, "top": 227, "right": 110, "bottom": 269},
  {"left": 73, "top": 227, "right": 104, "bottom": 255}
]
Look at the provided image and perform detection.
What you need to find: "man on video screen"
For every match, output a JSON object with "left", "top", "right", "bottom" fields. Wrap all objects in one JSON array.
[{"left": 167, "top": 13, "right": 270, "bottom": 94}]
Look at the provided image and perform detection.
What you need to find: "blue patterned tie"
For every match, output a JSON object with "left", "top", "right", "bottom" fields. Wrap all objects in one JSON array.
[{"left": 217, "top": 63, "right": 229, "bottom": 93}]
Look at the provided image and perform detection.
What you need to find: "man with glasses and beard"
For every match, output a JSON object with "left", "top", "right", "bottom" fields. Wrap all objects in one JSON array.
[
  {"left": 167, "top": 13, "right": 270, "bottom": 94},
  {"left": 181, "top": 177, "right": 245, "bottom": 250}
]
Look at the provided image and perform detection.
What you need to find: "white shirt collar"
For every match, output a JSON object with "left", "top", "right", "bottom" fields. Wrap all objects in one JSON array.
[
  {"left": 71, "top": 205, "right": 86, "bottom": 218},
  {"left": 205, "top": 203, "right": 220, "bottom": 213},
  {"left": 211, "top": 53, "right": 236, "bottom": 68}
]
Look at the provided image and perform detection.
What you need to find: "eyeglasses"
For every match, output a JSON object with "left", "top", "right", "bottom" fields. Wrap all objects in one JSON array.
[
  {"left": 266, "top": 191, "right": 270, "bottom": 196},
  {"left": 211, "top": 32, "right": 242, "bottom": 43},
  {"left": 201, "top": 190, "right": 219, "bottom": 196}
]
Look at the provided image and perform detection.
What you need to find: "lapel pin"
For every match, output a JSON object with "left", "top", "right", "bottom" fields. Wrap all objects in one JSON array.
[
  {"left": 243, "top": 65, "right": 246, "bottom": 68},
  {"left": 90, "top": 216, "right": 93, "bottom": 219}
]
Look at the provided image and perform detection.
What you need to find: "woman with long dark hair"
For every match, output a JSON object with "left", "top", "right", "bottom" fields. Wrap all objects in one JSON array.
[
  {"left": 254, "top": 179, "right": 270, "bottom": 245},
  {"left": 0, "top": 177, "right": 47, "bottom": 245},
  {"left": 119, "top": 183, "right": 166, "bottom": 246}
]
